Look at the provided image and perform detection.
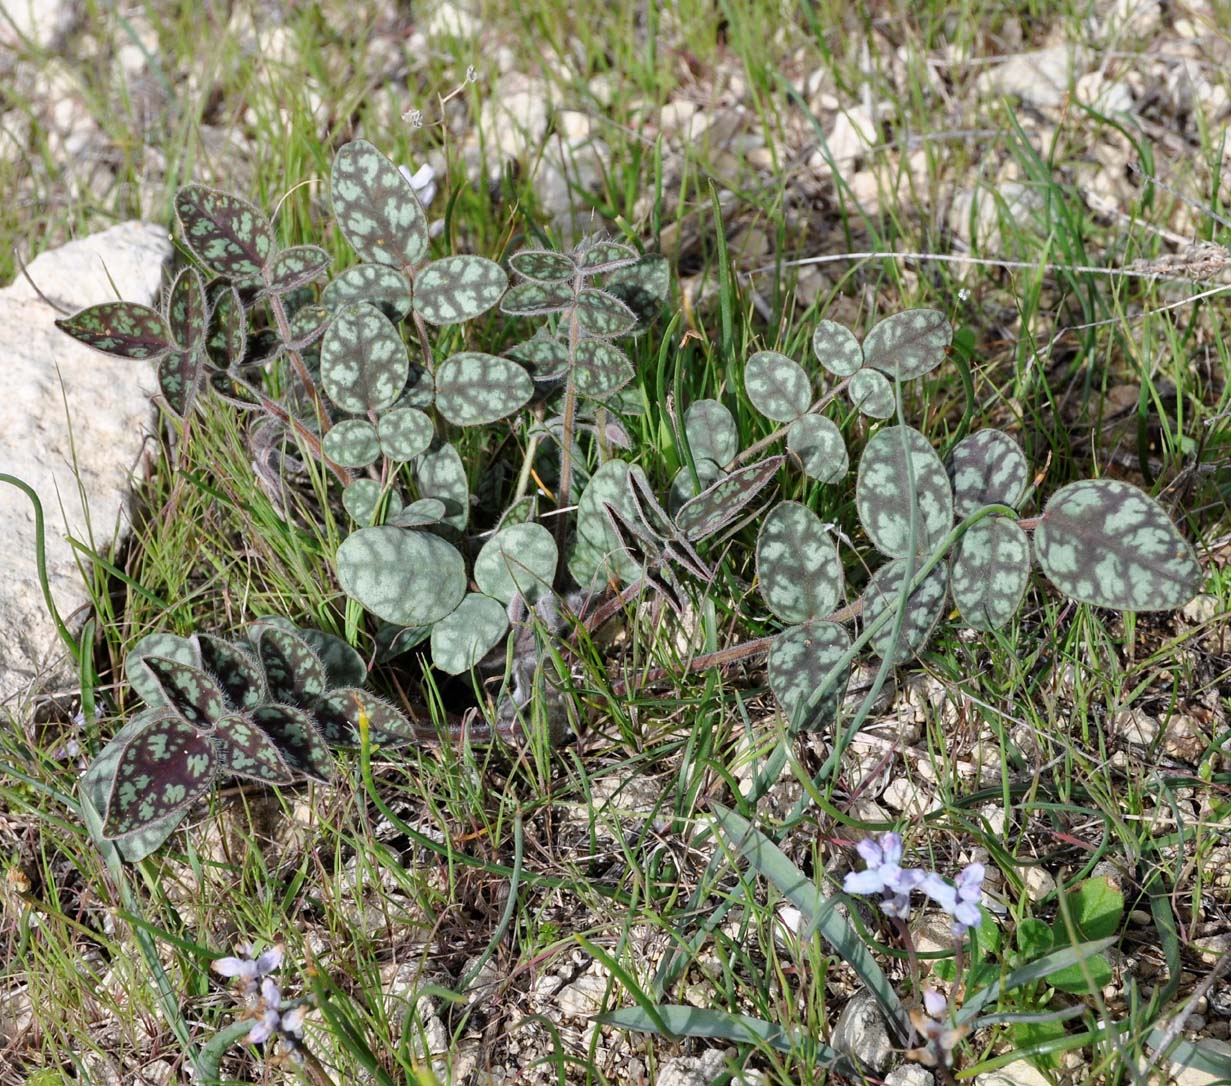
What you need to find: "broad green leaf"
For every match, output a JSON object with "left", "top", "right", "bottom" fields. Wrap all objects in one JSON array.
[
  {"left": 250, "top": 704, "right": 333, "bottom": 781},
  {"left": 768, "top": 621, "right": 851, "bottom": 729},
  {"left": 757, "top": 501, "right": 842, "bottom": 623},
  {"left": 744, "top": 350, "right": 811, "bottom": 422},
  {"left": 786, "top": 414, "right": 847, "bottom": 483},
  {"left": 215, "top": 712, "right": 295, "bottom": 783},
  {"left": 263, "top": 245, "right": 330, "bottom": 295},
  {"left": 683, "top": 399, "right": 738, "bottom": 467},
  {"left": 157, "top": 349, "right": 203, "bottom": 417},
  {"left": 413, "top": 442, "right": 469, "bottom": 530},
  {"left": 508, "top": 249, "right": 575, "bottom": 281},
  {"left": 56, "top": 302, "right": 170, "bottom": 359},
  {"left": 957, "top": 938, "right": 1117, "bottom": 1025},
  {"left": 861, "top": 308, "right": 950, "bottom": 380},
  {"left": 126, "top": 633, "right": 198, "bottom": 708},
  {"left": 605, "top": 254, "right": 670, "bottom": 328},
  {"left": 321, "top": 263, "right": 412, "bottom": 320},
  {"left": 668, "top": 459, "right": 722, "bottom": 514},
  {"left": 194, "top": 634, "right": 265, "bottom": 711},
  {"left": 387, "top": 497, "right": 446, "bottom": 529},
  {"left": 342, "top": 479, "right": 403, "bottom": 525},
  {"left": 311, "top": 687, "right": 418, "bottom": 747},
  {"left": 1016, "top": 918, "right": 1054, "bottom": 960},
  {"left": 855, "top": 425, "right": 954, "bottom": 558},
  {"left": 506, "top": 332, "right": 570, "bottom": 377},
  {"left": 413, "top": 255, "right": 508, "bottom": 325},
  {"left": 862, "top": 558, "right": 949, "bottom": 664},
  {"left": 574, "top": 289, "right": 637, "bottom": 337},
  {"left": 569, "top": 459, "right": 642, "bottom": 588},
  {"left": 430, "top": 593, "right": 510, "bottom": 675},
  {"left": 331, "top": 139, "right": 429, "bottom": 266},
  {"left": 499, "top": 279, "right": 574, "bottom": 316},
  {"left": 143, "top": 657, "right": 229, "bottom": 728},
  {"left": 320, "top": 303, "right": 408, "bottom": 414},
  {"left": 948, "top": 429, "right": 1029, "bottom": 516},
  {"left": 377, "top": 407, "right": 433, "bottom": 461},
  {"left": 475, "top": 523, "right": 558, "bottom": 604},
  {"left": 336, "top": 526, "right": 467, "bottom": 626},
  {"left": 175, "top": 185, "right": 273, "bottom": 281},
  {"left": 323, "top": 418, "right": 381, "bottom": 468},
  {"left": 811, "top": 319, "right": 863, "bottom": 377},
  {"left": 1061, "top": 877, "right": 1123, "bottom": 940},
  {"left": 675, "top": 456, "right": 784, "bottom": 542},
  {"left": 167, "top": 266, "right": 208, "bottom": 350},
  {"left": 574, "top": 339, "right": 634, "bottom": 398},
  {"left": 1034, "top": 479, "right": 1201, "bottom": 611},
  {"left": 577, "top": 240, "right": 638, "bottom": 272},
  {"left": 434, "top": 352, "right": 533, "bottom": 425},
  {"left": 950, "top": 517, "right": 1030, "bottom": 630},
  {"left": 254, "top": 625, "right": 327, "bottom": 705},
  {"left": 104, "top": 715, "right": 217, "bottom": 838},
  {"left": 847, "top": 367, "right": 894, "bottom": 418}
]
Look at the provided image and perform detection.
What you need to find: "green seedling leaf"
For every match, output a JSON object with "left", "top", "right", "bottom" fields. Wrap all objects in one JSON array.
[
  {"left": 263, "top": 245, "right": 331, "bottom": 295},
  {"left": 126, "top": 633, "right": 198, "bottom": 708},
  {"left": 56, "top": 302, "right": 171, "bottom": 359},
  {"left": 194, "top": 634, "right": 265, "bottom": 711},
  {"left": 157, "top": 349, "right": 203, "bottom": 417},
  {"left": 757, "top": 501, "right": 842, "bottom": 623},
  {"left": 668, "top": 459, "right": 722, "bottom": 513},
  {"left": 388, "top": 497, "right": 446, "bottom": 529},
  {"left": 250, "top": 704, "right": 333, "bottom": 780},
  {"left": 948, "top": 429, "right": 1029, "bottom": 516},
  {"left": 577, "top": 239, "right": 638, "bottom": 273},
  {"left": 847, "top": 367, "right": 894, "bottom": 418},
  {"left": 509, "top": 249, "right": 575, "bottom": 281},
  {"left": 605, "top": 254, "right": 670, "bottom": 328},
  {"left": 175, "top": 185, "right": 273, "bottom": 282},
  {"left": 321, "top": 262, "right": 412, "bottom": 320},
  {"left": 950, "top": 517, "right": 1030, "bottom": 630},
  {"left": 205, "top": 285, "right": 246, "bottom": 369},
  {"left": 675, "top": 455, "right": 784, "bottom": 542},
  {"left": 787, "top": 414, "right": 847, "bottom": 483},
  {"left": 856, "top": 425, "right": 954, "bottom": 558},
  {"left": 337, "top": 526, "right": 467, "bottom": 626},
  {"left": 430, "top": 593, "right": 510, "bottom": 675},
  {"left": 768, "top": 620, "right": 851, "bottom": 729},
  {"left": 331, "top": 139, "right": 429, "bottom": 266},
  {"left": 812, "top": 319, "right": 863, "bottom": 377},
  {"left": 475, "top": 523, "right": 558, "bottom": 605},
  {"left": 143, "top": 657, "right": 229, "bottom": 728},
  {"left": 323, "top": 418, "right": 381, "bottom": 468},
  {"left": 683, "top": 399, "right": 738, "bottom": 467},
  {"left": 320, "top": 303, "right": 408, "bottom": 414},
  {"left": 500, "top": 279, "right": 575, "bottom": 316},
  {"left": 574, "top": 339, "right": 634, "bottom": 398},
  {"left": 294, "top": 626, "right": 367, "bottom": 689},
  {"left": 569, "top": 459, "right": 643, "bottom": 588},
  {"left": 744, "top": 350, "right": 811, "bottom": 422},
  {"left": 862, "top": 558, "right": 949, "bottom": 664},
  {"left": 413, "top": 442, "right": 469, "bottom": 530},
  {"left": 167, "top": 266, "right": 208, "bottom": 350},
  {"left": 1034, "top": 479, "right": 1201, "bottom": 611},
  {"left": 254, "top": 626, "right": 327, "bottom": 705},
  {"left": 506, "top": 332, "right": 570, "bottom": 377},
  {"left": 1047, "top": 877, "right": 1124, "bottom": 993},
  {"left": 312, "top": 688, "right": 417, "bottom": 747},
  {"left": 377, "top": 407, "right": 433, "bottom": 461},
  {"left": 104, "top": 715, "right": 217, "bottom": 838},
  {"left": 1016, "top": 918, "right": 1054, "bottom": 961},
  {"left": 342, "top": 479, "right": 403, "bottom": 525},
  {"left": 435, "top": 352, "right": 533, "bottom": 426},
  {"left": 574, "top": 288, "right": 637, "bottom": 337},
  {"left": 861, "top": 307, "right": 950, "bottom": 380},
  {"left": 214, "top": 712, "right": 296, "bottom": 783},
  {"left": 413, "top": 255, "right": 508, "bottom": 325}
]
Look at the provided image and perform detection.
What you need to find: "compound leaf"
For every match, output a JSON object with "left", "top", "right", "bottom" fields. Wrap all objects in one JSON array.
[
  {"left": 336, "top": 525, "right": 467, "bottom": 626},
  {"left": 856, "top": 425, "right": 953, "bottom": 558},
  {"left": 948, "top": 429, "right": 1029, "bottom": 516},
  {"left": 756, "top": 501, "right": 842, "bottom": 623},
  {"left": 847, "top": 367, "right": 894, "bottom": 419},
  {"left": 787, "top": 414, "right": 847, "bottom": 484},
  {"left": 768, "top": 621, "right": 851, "bottom": 730},
  {"left": 413, "top": 255, "right": 508, "bottom": 325},
  {"left": 430, "top": 593, "right": 510, "bottom": 675},
  {"left": 861, "top": 308, "right": 950, "bottom": 380},
  {"left": 435, "top": 352, "right": 533, "bottom": 426},
  {"left": 475, "top": 523, "right": 558, "bottom": 604},
  {"left": 812, "top": 319, "right": 863, "bottom": 377},
  {"left": 950, "top": 517, "right": 1030, "bottom": 630},
  {"left": 320, "top": 303, "right": 408, "bottom": 414},
  {"left": 323, "top": 418, "right": 381, "bottom": 468},
  {"left": 56, "top": 302, "right": 170, "bottom": 359},
  {"left": 744, "top": 350, "right": 811, "bottom": 422},
  {"left": 175, "top": 185, "right": 273, "bottom": 282},
  {"left": 104, "top": 715, "right": 217, "bottom": 838},
  {"left": 322, "top": 263, "right": 412, "bottom": 320},
  {"left": 862, "top": 558, "right": 950, "bottom": 664},
  {"left": 331, "top": 139, "right": 429, "bottom": 266}
]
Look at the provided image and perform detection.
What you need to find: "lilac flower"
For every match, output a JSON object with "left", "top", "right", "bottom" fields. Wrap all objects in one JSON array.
[
  {"left": 843, "top": 833, "right": 927, "bottom": 919},
  {"left": 212, "top": 942, "right": 310, "bottom": 1049},
  {"left": 921, "top": 862, "right": 985, "bottom": 934},
  {"left": 212, "top": 942, "right": 283, "bottom": 996}
]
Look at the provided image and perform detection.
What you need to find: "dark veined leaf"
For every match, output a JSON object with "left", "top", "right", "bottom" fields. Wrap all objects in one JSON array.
[
  {"left": 322, "top": 418, "right": 381, "bottom": 468},
  {"left": 950, "top": 517, "right": 1030, "bottom": 630},
  {"left": 320, "top": 302, "right": 408, "bottom": 414},
  {"left": 294, "top": 626, "right": 367, "bottom": 689},
  {"left": 948, "top": 429, "right": 1029, "bottom": 516},
  {"left": 413, "top": 442, "right": 469, "bottom": 530},
  {"left": 574, "top": 339, "right": 634, "bottom": 398},
  {"left": 675, "top": 455, "right": 784, "bottom": 542},
  {"left": 175, "top": 185, "right": 273, "bottom": 281},
  {"left": 434, "top": 352, "right": 533, "bottom": 426},
  {"left": 413, "top": 255, "right": 508, "bottom": 325},
  {"left": 263, "top": 245, "right": 331, "bottom": 295},
  {"left": 387, "top": 497, "right": 446, "bottom": 529},
  {"left": 194, "top": 634, "right": 266, "bottom": 711},
  {"left": 668, "top": 459, "right": 722, "bottom": 515},
  {"left": 1034, "top": 479, "right": 1201, "bottom": 611},
  {"left": 312, "top": 687, "right": 417, "bottom": 747},
  {"left": 250, "top": 704, "right": 333, "bottom": 781},
  {"left": 861, "top": 308, "right": 951, "bottom": 380},
  {"left": 205, "top": 284, "right": 246, "bottom": 369},
  {"left": 157, "top": 348, "right": 204, "bottom": 417},
  {"left": 508, "top": 249, "right": 575, "bottom": 282},
  {"left": 342, "top": 478, "right": 404, "bottom": 525},
  {"left": 336, "top": 525, "right": 467, "bottom": 626},
  {"left": 506, "top": 332, "right": 571, "bottom": 377},
  {"left": 604, "top": 254, "right": 670, "bottom": 329},
  {"left": 757, "top": 501, "right": 842, "bottom": 623},
  {"left": 576, "top": 239, "right": 638, "bottom": 273},
  {"left": 846, "top": 367, "right": 894, "bottom": 419},
  {"left": 500, "top": 279, "right": 575, "bottom": 316},
  {"left": 856, "top": 425, "right": 954, "bottom": 558},
  {"left": 768, "top": 621, "right": 851, "bottom": 729},
  {"left": 497, "top": 495, "right": 538, "bottom": 529},
  {"left": 126, "top": 633, "right": 198, "bottom": 708},
  {"left": 321, "top": 263, "right": 412, "bottom": 321},
  {"left": 475, "top": 522, "right": 558, "bottom": 604},
  {"left": 143, "top": 657, "right": 229, "bottom": 728},
  {"left": 574, "top": 288, "right": 637, "bottom": 337},
  {"left": 683, "top": 399, "right": 738, "bottom": 468},
  {"left": 744, "top": 350, "right": 811, "bottom": 422},
  {"left": 568, "top": 459, "right": 644, "bottom": 588},
  {"left": 787, "top": 413, "right": 847, "bottom": 483},
  {"left": 56, "top": 302, "right": 171, "bottom": 359},
  {"left": 430, "top": 593, "right": 510, "bottom": 675},
  {"left": 377, "top": 407, "right": 433, "bottom": 461},
  {"left": 330, "top": 139, "right": 430, "bottom": 266},
  {"left": 167, "top": 266, "right": 208, "bottom": 350},
  {"left": 214, "top": 712, "right": 295, "bottom": 783},
  {"left": 862, "top": 557, "right": 950, "bottom": 664},
  {"left": 254, "top": 625, "right": 327, "bottom": 705},
  {"left": 812, "top": 319, "right": 863, "bottom": 377}
]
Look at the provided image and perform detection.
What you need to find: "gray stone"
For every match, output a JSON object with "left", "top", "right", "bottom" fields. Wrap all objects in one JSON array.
[
  {"left": 657, "top": 1049, "right": 729, "bottom": 1086},
  {"left": 885, "top": 1067, "right": 934, "bottom": 1086},
  {"left": 0, "top": 222, "right": 170, "bottom": 709},
  {"left": 832, "top": 990, "right": 894, "bottom": 1075}
]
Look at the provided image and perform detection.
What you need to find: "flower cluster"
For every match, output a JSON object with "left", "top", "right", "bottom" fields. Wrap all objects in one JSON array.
[
  {"left": 212, "top": 942, "right": 309, "bottom": 1048},
  {"left": 906, "top": 987, "right": 970, "bottom": 1068}
]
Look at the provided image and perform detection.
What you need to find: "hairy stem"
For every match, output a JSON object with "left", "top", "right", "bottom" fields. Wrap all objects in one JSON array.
[{"left": 554, "top": 271, "right": 585, "bottom": 558}]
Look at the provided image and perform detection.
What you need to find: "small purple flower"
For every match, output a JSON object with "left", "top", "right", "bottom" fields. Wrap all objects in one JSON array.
[
  {"left": 921, "top": 862, "right": 985, "bottom": 934},
  {"left": 212, "top": 942, "right": 283, "bottom": 996},
  {"left": 843, "top": 833, "right": 927, "bottom": 919}
]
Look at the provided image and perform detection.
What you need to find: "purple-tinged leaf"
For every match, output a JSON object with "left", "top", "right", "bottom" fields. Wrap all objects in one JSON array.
[
  {"left": 435, "top": 352, "right": 533, "bottom": 426},
  {"left": 574, "top": 339, "right": 634, "bottom": 398},
  {"left": 175, "top": 185, "right": 274, "bottom": 281},
  {"left": 143, "top": 657, "right": 229, "bottom": 728},
  {"left": 756, "top": 501, "right": 842, "bottom": 624},
  {"left": 604, "top": 254, "right": 670, "bottom": 329},
  {"left": 768, "top": 621, "right": 851, "bottom": 729},
  {"left": 947, "top": 429, "right": 1029, "bottom": 516},
  {"left": 856, "top": 425, "right": 953, "bottom": 558},
  {"left": 195, "top": 634, "right": 266, "bottom": 711},
  {"left": 56, "top": 302, "right": 171, "bottom": 359},
  {"left": 263, "top": 245, "right": 331, "bottom": 295},
  {"left": 500, "top": 279, "right": 574, "bottom": 317},
  {"left": 950, "top": 517, "right": 1030, "bottom": 630},
  {"left": 205, "top": 284, "right": 246, "bottom": 370},
  {"left": 506, "top": 332, "right": 570, "bottom": 377},
  {"left": 862, "top": 308, "right": 950, "bottom": 381},
  {"left": 157, "top": 348, "right": 204, "bottom": 417},
  {"left": 320, "top": 302, "right": 408, "bottom": 414},
  {"left": 576, "top": 240, "right": 638, "bottom": 273},
  {"left": 574, "top": 288, "right": 637, "bottom": 337},
  {"left": 675, "top": 455, "right": 784, "bottom": 542},
  {"left": 862, "top": 558, "right": 949, "bottom": 664},
  {"left": 250, "top": 704, "right": 333, "bottom": 780},
  {"left": 126, "top": 633, "right": 199, "bottom": 708},
  {"left": 167, "top": 266, "right": 208, "bottom": 350},
  {"left": 331, "top": 139, "right": 430, "bottom": 267},
  {"left": 376, "top": 407, "right": 433, "bottom": 461},
  {"left": 413, "top": 255, "right": 508, "bottom": 325},
  {"left": 254, "top": 626, "right": 327, "bottom": 706},
  {"left": 321, "top": 263, "right": 411, "bottom": 321},
  {"left": 322, "top": 418, "right": 381, "bottom": 468},
  {"left": 215, "top": 712, "right": 295, "bottom": 783},
  {"left": 509, "top": 249, "right": 575, "bottom": 282},
  {"left": 311, "top": 687, "right": 418, "bottom": 747}
]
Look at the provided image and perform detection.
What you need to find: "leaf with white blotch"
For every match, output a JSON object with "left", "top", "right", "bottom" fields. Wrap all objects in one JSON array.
[
  {"left": 684, "top": 399, "right": 738, "bottom": 468},
  {"left": 387, "top": 497, "right": 446, "bottom": 529},
  {"left": 862, "top": 558, "right": 950, "bottom": 664},
  {"left": 676, "top": 456, "right": 784, "bottom": 542},
  {"left": 413, "top": 442, "right": 469, "bottom": 530},
  {"left": 194, "top": 634, "right": 266, "bottom": 711},
  {"left": 287, "top": 302, "right": 332, "bottom": 353},
  {"left": 249, "top": 704, "right": 333, "bottom": 780},
  {"left": 103, "top": 715, "right": 217, "bottom": 838},
  {"left": 263, "top": 245, "right": 331, "bottom": 295},
  {"left": 847, "top": 367, "right": 894, "bottom": 418},
  {"left": 430, "top": 593, "right": 510, "bottom": 675},
  {"left": 56, "top": 302, "right": 171, "bottom": 359},
  {"left": 321, "top": 263, "right": 412, "bottom": 321},
  {"left": 342, "top": 479, "right": 404, "bottom": 525},
  {"left": 126, "top": 633, "right": 198, "bottom": 708},
  {"left": 497, "top": 495, "right": 538, "bottom": 529},
  {"left": 569, "top": 459, "right": 644, "bottom": 588},
  {"left": 509, "top": 249, "right": 575, "bottom": 282},
  {"left": 320, "top": 303, "right": 408, "bottom": 414},
  {"left": 435, "top": 352, "right": 533, "bottom": 426},
  {"left": 756, "top": 501, "right": 842, "bottom": 624},
  {"left": 377, "top": 407, "right": 433, "bottom": 461},
  {"left": 744, "top": 351, "right": 811, "bottom": 422},
  {"left": 575, "top": 289, "right": 637, "bottom": 337},
  {"left": 167, "top": 266, "right": 208, "bottom": 350},
  {"left": 947, "top": 429, "right": 1029, "bottom": 517},
  {"left": 337, "top": 525, "right": 467, "bottom": 626},
  {"left": 856, "top": 425, "right": 954, "bottom": 558},
  {"left": 787, "top": 413, "right": 847, "bottom": 483},
  {"left": 296, "top": 626, "right": 367, "bottom": 689},
  {"left": 323, "top": 418, "right": 381, "bottom": 468},
  {"left": 143, "top": 657, "right": 229, "bottom": 728},
  {"left": 768, "top": 621, "right": 851, "bottom": 730},
  {"left": 506, "top": 332, "right": 570, "bottom": 377},
  {"left": 574, "top": 339, "right": 634, "bottom": 398},
  {"left": 254, "top": 626, "right": 327, "bottom": 706},
  {"left": 157, "top": 349, "right": 203, "bottom": 417},
  {"left": 413, "top": 255, "right": 508, "bottom": 325},
  {"left": 500, "top": 279, "right": 575, "bottom": 316},
  {"left": 389, "top": 364, "right": 434, "bottom": 410},
  {"left": 950, "top": 518, "right": 1030, "bottom": 630},
  {"left": 577, "top": 240, "right": 638, "bottom": 273},
  {"left": 311, "top": 688, "right": 418, "bottom": 747},
  {"left": 668, "top": 459, "right": 723, "bottom": 515},
  {"left": 812, "top": 319, "right": 863, "bottom": 378},
  {"left": 861, "top": 308, "right": 950, "bottom": 381},
  {"left": 205, "top": 285, "right": 246, "bottom": 369},
  {"left": 214, "top": 712, "right": 295, "bottom": 783},
  {"left": 175, "top": 185, "right": 273, "bottom": 282},
  {"left": 475, "top": 523, "right": 558, "bottom": 604},
  {"left": 1034, "top": 479, "right": 1201, "bottom": 611},
  {"left": 605, "top": 254, "right": 670, "bottom": 329},
  {"left": 330, "top": 139, "right": 429, "bottom": 267}
]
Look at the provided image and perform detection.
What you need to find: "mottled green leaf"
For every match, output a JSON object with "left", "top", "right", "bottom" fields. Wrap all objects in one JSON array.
[
  {"left": 569, "top": 459, "right": 643, "bottom": 588},
  {"left": 675, "top": 456, "right": 784, "bottom": 542},
  {"left": 126, "top": 633, "right": 198, "bottom": 708},
  {"left": 811, "top": 319, "right": 863, "bottom": 377},
  {"left": 250, "top": 704, "right": 333, "bottom": 781},
  {"left": 387, "top": 497, "right": 446, "bottom": 529},
  {"left": 263, "top": 245, "right": 331, "bottom": 295},
  {"left": 321, "top": 263, "right": 412, "bottom": 321},
  {"left": 377, "top": 406, "right": 433, "bottom": 461},
  {"left": 506, "top": 332, "right": 570, "bottom": 377},
  {"left": 295, "top": 626, "right": 367, "bottom": 689},
  {"left": 862, "top": 558, "right": 950, "bottom": 664},
  {"left": 104, "top": 715, "right": 217, "bottom": 838},
  {"left": 574, "top": 288, "right": 637, "bottom": 337},
  {"left": 430, "top": 593, "right": 510, "bottom": 675},
  {"left": 194, "top": 634, "right": 265, "bottom": 711},
  {"left": 167, "top": 266, "right": 208, "bottom": 350},
  {"left": 668, "top": 459, "right": 723, "bottom": 514},
  {"left": 947, "top": 429, "right": 1029, "bottom": 517},
  {"left": 950, "top": 517, "right": 1030, "bottom": 630},
  {"left": 311, "top": 687, "right": 418, "bottom": 747},
  {"left": 861, "top": 308, "right": 950, "bottom": 380},
  {"left": 856, "top": 425, "right": 954, "bottom": 557},
  {"left": 435, "top": 352, "right": 533, "bottom": 425},
  {"left": 787, "top": 413, "right": 847, "bottom": 483},
  {"left": 157, "top": 348, "right": 203, "bottom": 417},
  {"left": 605, "top": 254, "right": 670, "bottom": 329},
  {"left": 389, "top": 364, "right": 434, "bottom": 410},
  {"left": 756, "top": 501, "right": 842, "bottom": 623},
  {"left": 744, "top": 350, "right": 811, "bottom": 422},
  {"left": 509, "top": 249, "right": 575, "bottom": 281},
  {"left": 56, "top": 302, "right": 171, "bottom": 359},
  {"left": 500, "top": 279, "right": 575, "bottom": 316},
  {"left": 342, "top": 479, "right": 404, "bottom": 525},
  {"left": 254, "top": 626, "right": 327, "bottom": 705},
  {"left": 768, "top": 621, "right": 851, "bottom": 729},
  {"left": 215, "top": 712, "right": 295, "bottom": 783},
  {"left": 1034, "top": 479, "right": 1201, "bottom": 610},
  {"left": 413, "top": 255, "right": 508, "bottom": 325},
  {"left": 475, "top": 523, "right": 558, "bottom": 604},
  {"left": 847, "top": 367, "right": 895, "bottom": 418},
  {"left": 323, "top": 418, "right": 381, "bottom": 468},
  {"left": 576, "top": 240, "right": 638, "bottom": 273},
  {"left": 286, "top": 302, "right": 332, "bottom": 352},
  {"left": 175, "top": 185, "right": 273, "bottom": 281},
  {"left": 497, "top": 495, "right": 538, "bottom": 529},
  {"left": 336, "top": 525, "right": 467, "bottom": 626},
  {"left": 413, "top": 442, "right": 469, "bottom": 530},
  {"left": 574, "top": 339, "right": 634, "bottom": 398},
  {"left": 684, "top": 399, "right": 738, "bottom": 467},
  {"left": 205, "top": 285, "right": 246, "bottom": 369},
  {"left": 320, "top": 302, "right": 408, "bottom": 414},
  {"left": 331, "top": 139, "right": 429, "bottom": 266},
  {"left": 143, "top": 657, "right": 229, "bottom": 728}
]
